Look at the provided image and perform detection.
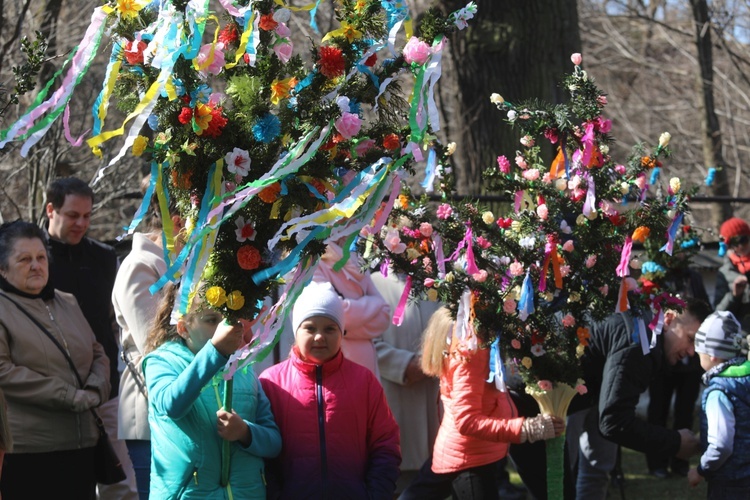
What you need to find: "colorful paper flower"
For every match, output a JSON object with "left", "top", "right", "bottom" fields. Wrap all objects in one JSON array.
[
  {"left": 237, "top": 245, "right": 262, "bottom": 270},
  {"left": 334, "top": 112, "right": 362, "bottom": 140},
  {"left": 318, "top": 46, "right": 346, "bottom": 79},
  {"left": 436, "top": 204, "right": 453, "bottom": 220},
  {"left": 234, "top": 216, "right": 256, "bottom": 243},
  {"left": 402, "top": 36, "right": 431, "bottom": 65},
  {"left": 226, "top": 290, "right": 245, "bottom": 311},
  {"left": 116, "top": 0, "right": 147, "bottom": 20},
  {"left": 538, "top": 380, "right": 553, "bottom": 392},
  {"left": 258, "top": 183, "right": 281, "bottom": 203},
  {"left": 383, "top": 133, "right": 401, "bottom": 150},
  {"left": 132, "top": 135, "right": 148, "bottom": 156},
  {"left": 252, "top": 114, "right": 281, "bottom": 143},
  {"left": 205, "top": 286, "right": 227, "bottom": 308},
  {"left": 632, "top": 226, "right": 651, "bottom": 243},
  {"left": 225, "top": 147, "right": 251, "bottom": 177},
  {"left": 270, "top": 77, "right": 297, "bottom": 105},
  {"left": 124, "top": 40, "right": 147, "bottom": 65},
  {"left": 195, "top": 43, "right": 226, "bottom": 76},
  {"left": 383, "top": 229, "right": 406, "bottom": 254}
]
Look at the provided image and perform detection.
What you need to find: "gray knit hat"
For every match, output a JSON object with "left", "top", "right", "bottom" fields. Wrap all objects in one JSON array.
[
  {"left": 292, "top": 281, "right": 345, "bottom": 335},
  {"left": 694, "top": 311, "right": 742, "bottom": 360}
]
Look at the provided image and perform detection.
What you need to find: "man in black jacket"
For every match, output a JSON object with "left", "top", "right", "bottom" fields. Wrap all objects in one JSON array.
[
  {"left": 568, "top": 298, "right": 712, "bottom": 499},
  {"left": 45, "top": 177, "right": 137, "bottom": 499}
]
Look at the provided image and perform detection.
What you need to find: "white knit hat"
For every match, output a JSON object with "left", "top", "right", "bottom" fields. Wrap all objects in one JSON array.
[
  {"left": 292, "top": 281, "right": 345, "bottom": 335},
  {"left": 695, "top": 310, "right": 742, "bottom": 360}
]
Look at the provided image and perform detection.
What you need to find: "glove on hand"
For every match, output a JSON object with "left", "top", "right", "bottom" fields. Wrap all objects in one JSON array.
[
  {"left": 520, "top": 414, "right": 557, "bottom": 443},
  {"left": 72, "top": 389, "right": 101, "bottom": 412}
]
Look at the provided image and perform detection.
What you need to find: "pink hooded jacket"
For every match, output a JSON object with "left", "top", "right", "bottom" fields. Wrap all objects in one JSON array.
[
  {"left": 313, "top": 243, "right": 391, "bottom": 377},
  {"left": 431, "top": 345, "right": 525, "bottom": 473},
  {"left": 259, "top": 347, "right": 401, "bottom": 499}
]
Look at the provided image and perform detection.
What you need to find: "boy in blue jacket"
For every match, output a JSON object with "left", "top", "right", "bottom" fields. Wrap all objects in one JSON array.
[{"left": 688, "top": 310, "right": 750, "bottom": 499}]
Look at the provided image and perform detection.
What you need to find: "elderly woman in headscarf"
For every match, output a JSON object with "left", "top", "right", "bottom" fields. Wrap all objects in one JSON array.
[{"left": 0, "top": 221, "right": 109, "bottom": 499}]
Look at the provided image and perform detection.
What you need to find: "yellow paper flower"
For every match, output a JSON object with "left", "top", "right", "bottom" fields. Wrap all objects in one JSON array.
[
  {"left": 659, "top": 132, "right": 671, "bottom": 148},
  {"left": 270, "top": 77, "right": 297, "bottom": 106},
  {"left": 427, "top": 289, "right": 438, "bottom": 301},
  {"left": 226, "top": 290, "right": 245, "bottom": 311},
  {"left": 132, "top": 135, "right": 149, "bottom": 156},
  {"left": 669, "top": 177, "right": 681, "bottom": 193},
  {"left": 117, "top": 0, "right": 147, "bottom": 20},
  {"left": 445, "top": 142, "right": 456, "bottom": 156},
  {"left": 521, "top": 357, "right": 533, "bottom": 369},
  {"left": 205, "top": 286, "right": 227, "bottom": 307},
  {"left": 321, "top": 22, "right": 362, "bottom": 44},
  {"left": 490, "top": 93, "right": 504, "bottom": 104},
  {"left": 193, "top": 103, "right": 212, "bottom": 132},
  {"left": 482, "top": 211, "right": 495, "bottom": 225}
]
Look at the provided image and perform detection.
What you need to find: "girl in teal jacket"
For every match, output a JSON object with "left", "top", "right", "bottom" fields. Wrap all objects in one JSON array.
[{"left": 143, "top": 284, "right": 281, "bottom": 499}]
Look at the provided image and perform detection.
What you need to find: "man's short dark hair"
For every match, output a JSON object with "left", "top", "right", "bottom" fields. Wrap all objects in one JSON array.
[
  {"left": 684, "top": 297, "right": 712, "bottom": 324},
  {"left": 46, "top": 177, "right": 94, "bottom": 209}
]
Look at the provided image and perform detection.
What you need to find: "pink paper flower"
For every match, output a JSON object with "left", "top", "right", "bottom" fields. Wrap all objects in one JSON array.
[
  {"left": 497, "top": 155, "right": 511, "bottom": 174},
  {"left": 436, "top": 203, "right": 453, "bottom": 220},
  {"left": 196, "top": 43, "right": 226, "bottom": 76},
  {"left": 576, "top": 384, "right": 588, "bottom": 395},
  {"left": 571, "top": 53, "right": 582, "bottom": 66},
  {"left": 419, "top": 222, "right": 433, "bottom": 237},
  {"left": 383, "top": 229, "right": 406, "bottom": 254},
  {"left": 476, "top": 236, "right": 491, "bottom": 249},
  {"left": 562, "top": 314, "right": 576, "bottom": 328},
  {"left": 225, "top": 147, "right": 251, "bottom": 177},
  {"left": 520, "top": 135, "right": 534, "bottom": 147},
  {"left": 599, "top": 285, "right": 609, "bottom": 296},
  {"left": 354, "top": 138, "right": 376, "bottom": 157},
  {"left": 542, "top": 172, "right": 552, "bottom": 184},
  {"left": 597, "top": 95, "right": 608, "bottom": 106},
  {"left": 562, "top": 240, "right": 575, "bottom": 252},
  {"left": 515, "top": 155, "right": 527, "bottom": 169},
  {"left": 273, "top": 42, "right": 294, "bottom": 63},
  {"left": 503, "top": 298, "right": 517, "bottom": 314},
  {"left": 614, "top": 164, "right": 626, "bottom": 174},
  {"left": 424, "top": 277, "right": 435, "bottom": 288},
  {"left": 595, "top": 116, "right": 612, "bottom": 133},
  {"left": 472, "top": 270, "right": 488, "bottom": 282},
  {"left": 538, "top": 380, "right": 553, "bottom": 391},
  {"left": 568, "top": 175, "right": 582, "bottom": 190},
  {"left": 509, "top": 261, "right": 525, "bottom": 277},
  {"left": 422, "top": 257, "right": 433, "bottom": 274},
  {"left": 511, "top": 339, "right": 522, "bottom": 349},
  {"left": 634, "top": 175, "right": 646, "bottom": 190},
  {"left": 522, "top": 168, "right": 540, "bottom": 181},
  {"left": 559, "top": 264, "right": 571, "bottom": 277},
  {"left": 403, "top": 36, "right": 431, "bottom": 65},
  {"left": 536, "top": 204, "right": 548, "bottom": 220},
  {"left": 275, "top": 22, "right": 291, "bottom": 38},
  {"left": 585, "top": 255, "right": 597, "bottom": 268},
  {"left": 334, "top": 112, "right": 362, "bottom": 140}
]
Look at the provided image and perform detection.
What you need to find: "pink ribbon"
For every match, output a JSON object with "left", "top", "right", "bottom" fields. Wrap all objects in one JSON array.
[
  {"left": 392, "top": 275, "right": 412, "bottom": 326},
  {"left": 63, "top": 104, "right": 88, "bottom": 146},
  {"left": 616, "top": 235, "right": 633, "bottom": 277},
  {"left": 581, "top": 122, "right": 595, "bottom": 166},
  {"left": 464, "top": 226, "right": 480, "bottom": 275}
]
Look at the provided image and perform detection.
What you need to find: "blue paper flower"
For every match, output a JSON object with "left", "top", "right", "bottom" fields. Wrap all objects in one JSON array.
[
  {"left": 147, "top": 114, "right": 159, "bottom": 131},
  {"left": 190, "top": 84, "right": 212, "bottom": 106},
  {"left": 252, "top": 114, "right": 281, "bottom": 143},
  {"left": 641, "top": 261, "right": 666, "bottom": 274},
  {"left": 705, "top": 167, "right": 716, "bottom": 186}
]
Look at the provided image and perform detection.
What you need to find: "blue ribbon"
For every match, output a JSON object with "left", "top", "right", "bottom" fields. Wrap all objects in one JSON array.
[
  {"left": 518, "top": 271, "right": 535, "bottom": 320},
  {"left": 251, "top": 226, "right": 326, "bottom": 285},
  {"left": 420, "top": 148, "right": 437, "bottom": 191}
]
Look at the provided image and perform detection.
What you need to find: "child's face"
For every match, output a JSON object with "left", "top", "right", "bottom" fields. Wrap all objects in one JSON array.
[
  {"left": 295, "top": 316, "right": 343, "bottom": 364},
  {"left": 698, "top": 352, "right": 725, "bottom": 372},
  {"left": 179, "top": 309, "right": 224, "bottom": 354}
]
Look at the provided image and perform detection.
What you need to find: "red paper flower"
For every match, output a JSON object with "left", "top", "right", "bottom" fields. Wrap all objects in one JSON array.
[
  {"left": 178, "top": 107, "right": 193, "bottom": 124},
  {"left": 318, "top": 46, "right": 346, "bottom": 79},
  {"left": 201, "top": 107, "right": 228, "bottom": 138},
  {"left": 124, "top": 40, "right": 147, "bottom": 65},
  {"left": 364, "top": 53, "right": 377, "bottom": 67},
  {"left": 218, "top": 23, "right": 239, "bottom": 45},
  {"left": 237, "top": 245, "right": 262, "bottom": 270},
  {"left": 259, "top": 14, "right": 278, "bottom": 31},
  {"left": 382, "top": 133, "right": 400, "bottom": 150}
]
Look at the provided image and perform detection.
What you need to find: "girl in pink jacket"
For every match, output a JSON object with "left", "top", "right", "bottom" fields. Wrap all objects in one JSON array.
[
  {"left": 401, "top": 308, "right": 564, "bottom": 499},
  {"left": 259, "top": 282, "right": 400, "bottom": 499}
]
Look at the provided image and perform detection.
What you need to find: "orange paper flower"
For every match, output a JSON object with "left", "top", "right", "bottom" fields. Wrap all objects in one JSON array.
[
  {"left": 258, "top": 183, "right": 281, "bottom": 203},
  {"left": 632, "top": 226, "right": 651, "bottom": 243}
]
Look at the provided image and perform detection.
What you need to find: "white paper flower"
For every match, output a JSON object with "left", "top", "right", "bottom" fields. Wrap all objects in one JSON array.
[{"left": 225, "top": 147, "right": 251, "bottom": 177}]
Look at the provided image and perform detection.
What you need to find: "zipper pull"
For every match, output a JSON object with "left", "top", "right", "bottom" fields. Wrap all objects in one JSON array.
[{"left": 193, "top": 470, "right": 198, "bottom": 485}]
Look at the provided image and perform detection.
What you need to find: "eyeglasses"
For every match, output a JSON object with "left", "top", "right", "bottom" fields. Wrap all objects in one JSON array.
[{"left": 729, "top": 235, "right": 750, "bottom": 247}]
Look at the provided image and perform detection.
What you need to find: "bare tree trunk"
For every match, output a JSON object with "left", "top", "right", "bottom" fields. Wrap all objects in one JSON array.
[{"left": 690, "top": 0, "right": 733, "bottom": 228}]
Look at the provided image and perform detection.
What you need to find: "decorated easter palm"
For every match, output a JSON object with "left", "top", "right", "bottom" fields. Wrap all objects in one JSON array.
[{"left": 358, "top": 53, "right": 691, "bottom": 499}]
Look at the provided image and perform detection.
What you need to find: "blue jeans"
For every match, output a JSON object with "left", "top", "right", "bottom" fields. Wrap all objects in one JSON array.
[{"left": 126, "top": 440, "right": 151, "bottom": 499}]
